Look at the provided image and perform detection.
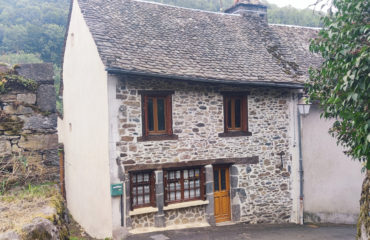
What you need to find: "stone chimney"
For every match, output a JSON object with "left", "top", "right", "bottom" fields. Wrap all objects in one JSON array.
[{"left": 225, "top": 0, "right": 267, "bottom": 22}]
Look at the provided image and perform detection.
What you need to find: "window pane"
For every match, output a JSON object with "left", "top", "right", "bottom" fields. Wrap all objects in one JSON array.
[
  {"left": 184, "top": 190, "right": 189, "bottom": 199},
  {"left": 157, "top": 98, "right": 166, "bottom": 131},
  {"left": 176, "top": 171, "right": 181, "bottom": 179},
  {"left": 189, "top": 170, "right": 194, "bottom": 178},
  {"left": 137, "top": 174, "right": 143, "bottom": 183},
  {"left": 133, "top": 196, "right": 137, "bottom": 205},
  {"left": 221, "top": 169, "right": 226, "bottom": 190},
  {"left": 235, "top": 98, "right": 241, "bottom": 128},
  {"left": 170, "top": 183, "right": 175, "bottom": 191},
  {"left": 144, "top": 195, "right": 150, "bottom": 204},
  {"left": 196, "top": 188, "right": 200, "bottom": 197},
  {"left": 190, "top": 189, "right": 195, "bottom": 198},
  {"left": 144, "top": 185, "right": 150, "bottom": 193},
  {"left": 184, "top": 180, "right": 189, "bottom": 189},
  {"left": 195, "top": 180, "right": 200, "bottom": 187},
  {"left": 227, "top": 99, "right": 232, "bottom": 128},
  {"left": 195, "top": 169, "right": 200, "bottom": 177},
  {"left": 170, "top": 192, "right": 175, "bottom": 201},
  {"left": 144, "top": 173, "right": 149, "bottom": 182},
  {"left": 176, "top": 191, "right": 181, "bottom": 200},
  {"left": 148, "top": 98, "right": 154, "bottom": 131},
  {"left": 189, "top": 180, "right": 194, "bottom": 188},
  {"left": 138, "top": 186, "right": 143, "bottom": 194},
  {"left": 132, "top": 187, "right": 137, "bottom": 196},
  {"left": 176, "top": 182, "right": 181, "bottom": 190},
  {"left": 138, "top": 196, "right": 143, "bottom": 205},
  {"left": 184, "top": 170, "right": 188, "bottom": 179},
  {"left": 214, "top": 170, "right": 219, "bottom": 192},
  {"left": 169, "top": 171, "right": 174, "bottom": 179}
]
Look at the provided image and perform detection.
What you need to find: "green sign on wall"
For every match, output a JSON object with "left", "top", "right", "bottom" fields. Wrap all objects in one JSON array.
[{"left": 111, "top": 183, "right": 123, "bottom": 196}]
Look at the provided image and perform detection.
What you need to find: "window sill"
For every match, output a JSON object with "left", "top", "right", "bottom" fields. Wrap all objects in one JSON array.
[
  {"left": 163, "top": 200, "right": 209, "bottom": 211},
  {"left": 137, "top": 134, "right": 178, "bottom": 142},
  {"left": 129, "top": 206, "right": 158, "bottom": 216},
  {"left": 218, "top": 131, "right": 252, "bottom": 137}
]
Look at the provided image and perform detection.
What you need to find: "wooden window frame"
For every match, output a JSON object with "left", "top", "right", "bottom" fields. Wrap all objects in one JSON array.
[
  {"left": 139, "top": 91, "right": 178, "bottom": 141},
  {"left": 163, "top": 167, "right": 205, "bottom": 205},
  {"left": 130, "top": 171, "right": 156, "bottom": 210},
  {"left": 219, "top": 92, "right": 252, "bottom": 137}
]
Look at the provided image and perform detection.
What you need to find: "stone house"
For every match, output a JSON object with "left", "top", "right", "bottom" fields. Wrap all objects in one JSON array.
[{"left": 58, "top": 0, "right": 328, "bottom": 238}]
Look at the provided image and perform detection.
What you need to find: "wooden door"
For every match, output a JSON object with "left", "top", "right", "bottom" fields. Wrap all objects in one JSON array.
[{"left": 213, "top": 165, "right": 231, "bottom": 223}]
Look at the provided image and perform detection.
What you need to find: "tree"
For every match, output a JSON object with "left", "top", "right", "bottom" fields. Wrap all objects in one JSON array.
[{"left": 308, "top": 0, "right": 369, "bottom": 170}]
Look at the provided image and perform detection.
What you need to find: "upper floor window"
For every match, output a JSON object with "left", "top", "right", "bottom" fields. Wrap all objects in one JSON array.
[
  {"left": 139, "top": 91, "right": 175, "bottom": 140},
  {"left": 220, "top": 92, "right": 251, "bottom": 137}
]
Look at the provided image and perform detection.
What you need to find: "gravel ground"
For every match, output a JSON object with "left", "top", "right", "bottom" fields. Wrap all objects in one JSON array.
[{"left": 126, "top": 223, "right": 356, "bottom": 240}]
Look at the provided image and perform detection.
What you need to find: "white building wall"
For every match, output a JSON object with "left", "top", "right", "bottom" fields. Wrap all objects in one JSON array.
[
  {"left": 288, "top": 92, "right": 301, "bottom": 224},
  {"left": 61, "top": 0, "right": 112, "bottom": 237},
  {"left": 302, "top": 104, "right": 364, "bottom": 224},
  {"left": 107, "top": 75, "right": 126, "bottom": 235}
]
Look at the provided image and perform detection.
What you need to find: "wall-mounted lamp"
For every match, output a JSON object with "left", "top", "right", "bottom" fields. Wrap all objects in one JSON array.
[
  {"left": 298, "top": 96, "right": 311, "bottom": 116},
  {"left": 298, "top": 104, "right": 311, "bottom": 116}
]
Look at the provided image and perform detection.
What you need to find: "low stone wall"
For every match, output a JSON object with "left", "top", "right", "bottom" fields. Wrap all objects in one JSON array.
[
  {"left": 130, "top": 205, "right": 207, "bottom": 229},
  {"left": 0, "top": 63, "right": 58, "bottom": 190},
  {"left": 131, "top": 213, "right": 156, "bottom": 229},
  {"left": 165, "top": 206, "right": 206, "bottom": 226}
]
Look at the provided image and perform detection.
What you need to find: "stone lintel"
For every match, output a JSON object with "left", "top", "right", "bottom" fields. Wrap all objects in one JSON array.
[{"left": 124, "top": 156, "right": 259, "bottom": 171}]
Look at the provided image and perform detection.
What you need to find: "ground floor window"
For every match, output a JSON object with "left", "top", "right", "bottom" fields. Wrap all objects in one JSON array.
[
  {"left": 130, "top": 171, "right": 155, "bottom": 209},
  {"left": 164, "top": 167, "right": 205, "bottom": 204}
]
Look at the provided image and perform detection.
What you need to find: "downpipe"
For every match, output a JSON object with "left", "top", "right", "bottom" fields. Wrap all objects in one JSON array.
[{"left": 297, "top": 105, "right": 304, "bottom": 225}]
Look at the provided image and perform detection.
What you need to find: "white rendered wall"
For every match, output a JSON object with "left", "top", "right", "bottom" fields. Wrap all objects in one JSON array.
[
  {"left": 107, "top": 75, "right": 125, "bottom": 234},
  {"left": 61, "top": 0, "right": 112, "bottom": 237},
  {"left": 288, "top": 92, "right": 301, "bottom": 224},
  {"left": 302, "top": 104, "right": 364, "bottom": 224}
]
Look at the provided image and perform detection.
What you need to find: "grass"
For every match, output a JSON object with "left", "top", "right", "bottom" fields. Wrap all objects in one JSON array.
[{"left": 0, "top": 182, "right": 58, "bottom": 203}]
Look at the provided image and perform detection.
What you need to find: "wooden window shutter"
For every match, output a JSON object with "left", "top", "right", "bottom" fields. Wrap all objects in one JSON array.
[
  {"left": 143, "top": 95, "right": 149, "bottom": 136},
  {"left": 150, "top": 172, "right": 156, "bottom": 207},
  {"left": 241, "top": 95, "right": 248, "bottom": 132},
  {"left": 200, "top": 167, "right": 206, "bottom": 200},
  {"left": 165, "top": 95, "right": 173, "bottom": 135},
  {"left": 129, "top": 173, "right": 134, "bottom": 210},
  {"left": 223, "top": 96, "right": 229, "bottom": 133},
  {"left": 163, "top": 170, "right": 168, "bottom": 206}
]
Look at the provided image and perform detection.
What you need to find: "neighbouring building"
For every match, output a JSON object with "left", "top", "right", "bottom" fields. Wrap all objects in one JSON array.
[
  {"left": 302, "top": 104, "right": 364, "bottom": 224},
  {"left": 58, "top": 0, "right": 363, "bottom": 239}
]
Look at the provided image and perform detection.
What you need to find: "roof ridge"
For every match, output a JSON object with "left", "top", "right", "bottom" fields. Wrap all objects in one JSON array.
[
  {"left": 269, "top": 23, "right": 321, "bottom": 30},
  {"left": 132, "top": 0, "right": 238, "bottom": 16}
]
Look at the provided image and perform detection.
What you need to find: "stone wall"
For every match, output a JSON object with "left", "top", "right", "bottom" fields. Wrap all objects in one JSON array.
[
  {"left": 114, "top": 74, "right": 295, "bottom": 225},
  {"left": 165, "top": 206, "right": 207, "bottom": 226},
  {"left": 0, "top": 63, "right": 58, "bottom": 190},
  {"left": 131, "top": 213, "right": 156, "bottom": 229}
]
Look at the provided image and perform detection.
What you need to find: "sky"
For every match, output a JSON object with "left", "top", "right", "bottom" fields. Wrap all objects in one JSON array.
[{"left": 266, "top": 0, "right": 324, "bottom": 9}]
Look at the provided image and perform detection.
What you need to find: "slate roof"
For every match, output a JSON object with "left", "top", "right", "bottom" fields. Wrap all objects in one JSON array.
[{"left": 75, "top": 0, "right": 321, "bottom": 87}]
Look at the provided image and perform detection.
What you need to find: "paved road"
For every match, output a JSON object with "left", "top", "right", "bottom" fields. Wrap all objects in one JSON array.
[{"left": 126, "top": 223, "right": 356, "bottom": 240}]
